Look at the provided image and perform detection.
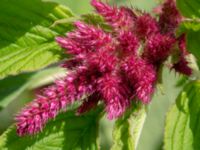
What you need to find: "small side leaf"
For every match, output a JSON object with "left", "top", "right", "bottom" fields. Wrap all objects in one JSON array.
[
  {"left": 164, "top": 81, "right": 200, "bottom": 150},
  {"left": 176, "top": 0, "right": 200, "bottom": 67},
  {"left": 0, "top": 107, "right": 102, "bottom": 150},
  {"left": 111, "top": 104, "right": 146, "bottom": 150}
]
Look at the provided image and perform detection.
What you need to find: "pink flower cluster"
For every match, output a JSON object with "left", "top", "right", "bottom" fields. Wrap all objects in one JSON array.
[{"left": 15, "top": 0, "right": 192, "bottom": 136}]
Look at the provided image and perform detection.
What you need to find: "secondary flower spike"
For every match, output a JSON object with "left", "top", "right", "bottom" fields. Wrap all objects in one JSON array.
[
  {"left": 16, "top": 0, "right": 192, "bottom": 136},
  {"left": 91, "top": 0, "right": 136, "bottom": 30},
  {"left": 158, "top": 0, "right": 181, "bottom": 34}
]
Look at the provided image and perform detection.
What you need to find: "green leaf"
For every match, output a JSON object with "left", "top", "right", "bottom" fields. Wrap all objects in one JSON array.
[
  {"left": 0, "top": 0, "right": 74, "bottom": 79},
  {"left": 177, "top": 0, "right": 200, "bottom": 18},
  {"left": 178, "top": 23, "right": 200, "bottom": 67},
  {"left": 111, "top": 104, "right": 146, "bottom": 150},
  {"left": 0, "top": 67, "right": 66, "bottom": 110},
  {"left": 176, "top": 0, "right": 200, "bottom": 67},
  {"left": 164, "top": 81, "right": 200, "bottom": 150},
  {"left": 0, "top": 106, "right": 102, "bottom": 150}
]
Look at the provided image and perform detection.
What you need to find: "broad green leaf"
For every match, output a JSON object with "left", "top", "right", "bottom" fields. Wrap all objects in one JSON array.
[
  {"left": 177, "top": 0, "right": 200, "bottom": 18},
  {"left": 0, "top": 106, "right": 102, "bottom": 150},
  {"left": 0, "top": 0, "right": 74, "bottom": 79},
  {"left": 176, "top": 0, "right": 200, "bottom": 67},
  {"left": 0, "top": 67, "right": 66, "bottom": 110},
  {"left": 111, "top": 104, "right": 146, "bottom": 150},
  {"left": 164, "top": 81, "right": 200, "bottom": 150}
]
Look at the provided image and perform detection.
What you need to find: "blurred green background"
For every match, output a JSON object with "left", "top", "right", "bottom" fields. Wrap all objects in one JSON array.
[{"left": 0, "top": 0, "right": 185, "bottom": 150}]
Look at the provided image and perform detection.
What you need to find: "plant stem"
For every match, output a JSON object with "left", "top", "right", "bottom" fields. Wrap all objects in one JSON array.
[{"left": 182, "top": 18, "right": 200, "bottom": 23}]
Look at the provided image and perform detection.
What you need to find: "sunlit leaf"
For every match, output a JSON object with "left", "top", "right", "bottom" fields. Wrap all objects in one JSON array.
[{"left": 164, "top": 81, "right": 200, "bottom": 150}]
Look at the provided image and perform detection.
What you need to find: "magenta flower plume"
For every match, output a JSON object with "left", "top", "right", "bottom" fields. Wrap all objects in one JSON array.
[
  {"left": 87, "top": 48, "right": 117, "bottom": 73},
  {"left": 16, "top": 0, "right": 193, "bottom": 136},
  {"left": 16, "top": 67, "right": 95, "bottom": 136},
  {"left": 56, "top": 21, "right": 113, "bottom": 55},
  {"left": 15, "top": 22, "right": 117, "bottom": 136},
  {"left": 118, "top": 31, "right": 139, "bottom": 55},
  {"left": 15, "top": 86, "right": 67, "bottom": 136}
]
